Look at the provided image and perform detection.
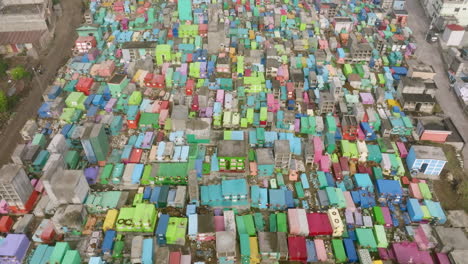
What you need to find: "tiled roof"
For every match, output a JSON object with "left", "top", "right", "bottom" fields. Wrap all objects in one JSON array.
[{"left": 0, "top": 30, "right": 45, "bottom": 45}]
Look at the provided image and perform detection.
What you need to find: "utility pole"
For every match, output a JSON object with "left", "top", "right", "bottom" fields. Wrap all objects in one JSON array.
[
  {"left": 32, "top": 68, "right": 44, "bottom": 93},
  {"left": 418, "top": 14, "right": 438, "bottom": 62},
  {"left": 424, "top": 14, "right": 436, "bottom": 41}
]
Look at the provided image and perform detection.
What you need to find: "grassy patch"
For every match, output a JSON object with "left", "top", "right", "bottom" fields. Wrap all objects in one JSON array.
[
  {"left": 0, "top": 94, "right": 21, "bottom": 130},
  {"left": 422, "top": 142, "right": 468, "bottom": 211},
  {"left": 432, "top": 180, "right": 464, "bottom": 210},
  {"left": 440, "top": 144, "right": 465, "bottom": 179}
]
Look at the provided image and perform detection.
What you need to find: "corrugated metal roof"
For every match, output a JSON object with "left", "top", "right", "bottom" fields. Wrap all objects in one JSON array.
[
  {"left": 0, "top": 30, "right": 46, "bottom": 45},
  {"left": 447, "top": 24, "right": 464, "bottom": 31}
]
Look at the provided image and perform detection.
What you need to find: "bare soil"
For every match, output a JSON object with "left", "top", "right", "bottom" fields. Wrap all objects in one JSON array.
[
  {"left": 433, "top": 144, "right": 468, "bottom": 212},
  {"left": 433, "top": 179, "right": 466, "bottom": 211},
  {"left": 0, "top": 0, "right": 84, "bottom": 165}
]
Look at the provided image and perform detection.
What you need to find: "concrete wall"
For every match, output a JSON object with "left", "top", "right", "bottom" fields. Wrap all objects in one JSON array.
[
  {"left": 11, "top": 168, "right": 34, "bottom": 206},
  {"left": 425, "top": 0, "right": 468, "bottom": 26},
  {"left": 37, "top": 30, "right": 52, "bottom": 48},
  {"left": 442, "top": 28, "right": 465, "bottom": 47},
  {"left": 0, "top": 0, "right": 54, "bottom": 33},
  {"left": 441, "top": 4, "right": 468, "bottom": 26},
  {"left": 334, "top": 22, "right": 353, "bottom": 34},
  {"left": 381, "top": 0, "right": 394, "bottom": 10},
  {"left": 0, "top": 14, "right": 48, "bottom": 32},
  {"left": 407, "top": 70, "right": 436, "bottom": 80},
  {"left": 2, "top": 0, "right": 45, "bottom": 5}
]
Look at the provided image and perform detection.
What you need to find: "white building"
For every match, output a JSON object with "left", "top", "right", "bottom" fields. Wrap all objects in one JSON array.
[
  {"left": 393, "top": 0, "right": 406, "bottom": 10},
  {"left": 442, "top": 24, "right": 466, "bottom": 46},
  {"left": 42, "top": 168, "right": 90, "bottom": 205},
  {"left": 453, "top": 77, "right": 468, "bottom": 102},
  {"left": 0, "top": 164, "right": 33, "bottom": 210},
  {"left": 333, "top": 17, "right": 353, "bottom": 34},
  {"left": 423, "top": 0, "right": 468, "bottom": 26},
  {"left": 381, "top": 0, "right": 394, "bottom": 11}
]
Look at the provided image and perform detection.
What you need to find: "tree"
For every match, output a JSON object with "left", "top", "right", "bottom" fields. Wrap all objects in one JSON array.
[
  {"left": 0, "top": 91, "right": 7, "bottom": 113},
  {"left": 10, "top": 66, "right": 29, "bottom": 81},
  {"left": 0, "top": 58, "right": 7, "bottom": 77}
]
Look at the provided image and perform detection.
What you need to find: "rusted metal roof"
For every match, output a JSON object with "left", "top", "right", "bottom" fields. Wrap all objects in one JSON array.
[
  {"left": 0, "top": 30, "right": 45, "bottom": 45},
  {"left": 447, "top": 24, "right": 464, "bottom": 31}
]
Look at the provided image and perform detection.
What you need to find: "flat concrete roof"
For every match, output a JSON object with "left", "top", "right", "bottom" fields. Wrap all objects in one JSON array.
[
  {"left": 401, "top": 76, "right": 426, "bottom": 88},
  {"left": 407, "top": 60, "right": 436, "bottom": 73},
  {"left": 444, "top": 117, "right": 465, "bottom": 143},
  {"left": 434, "top": 227, "right": 468, "bottom": 251},
  {"left": 418, "top": 117, "right": 448, "bottom": 131},
  {"left": 198, "top": 214, "right": 215, "bottom": 233},
  {"left": 417, "top": 116, "right": 464, "bottom": 144},
  {"left": 121, "top": 41, "right": 157, "bottom": 49},
  {"left": 412, "top": 145, "right": 447, "bottom": 161},
  {"left": 0, "top": 2, "right": 44, "bottom": 15},
  {"left": 402, "top": 93, "right": 436, "bottom": 103},
  {"left": 256, "top": 148, "right": 275, "bottom": 165},
  {"left": 258, "top": 232, "right": 278, "bottom": 253},
  {"left": 216, "top": 231, "right": 236, "bottom": 254},
  {"left": 450, "top": 250, "right": 468, "bottom": 264},
  {"left": 0, "top": 164, "right": 22, "bottom": 183},
  {"left": 108, "top": 74, "right": 126, "bottom": 84},
  {"left": 218, "top": 140, "right": 247, "bottom": 157},
  {"left": 447, "top": 210, "right": 468, "bottom": 228},
  {"left": 274, "top": 140, "right": 290, "bottom": 155}
]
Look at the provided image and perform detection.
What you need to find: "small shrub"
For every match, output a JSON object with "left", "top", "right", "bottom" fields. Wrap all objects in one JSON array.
[
  {"left": 0, "top": 91, "right": 7, "bottom": 113},
  {"left": 0, "top": 58, "right": 7, "bottom": 77},
  {"left": 10, "top": 66, "right": 30, "bottom": 81}
]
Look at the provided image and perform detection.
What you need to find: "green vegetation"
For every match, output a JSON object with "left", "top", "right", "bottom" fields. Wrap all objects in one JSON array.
[
  {"left": 0, "top": 58, "right": 7, "bottom": 77},
  {"left": 430, "top": 143, "right": 468, "bottom": 211},
  {"left": 0, "top": 91, "right": 20, "bottom": 129},
  {"left": 459, "top": 181, "right": 468, "bottom": 204},
  {"left": 416, "top": 140, "right": 468, "bottom": 211},
  {"left": 7, "top": 95, "right": 20, "bottom": 111},
  {"left": 0, "top": 92, "right": 20, "bottom": 129},
  {"left": 10, "top": 66, "right": 29, "bottom": 81},
  {"left": 0, "top": 91, "right": 7, "bottom": 113},
  {"left": 433, "top": 103, "right": 443, "bottom": 114}
]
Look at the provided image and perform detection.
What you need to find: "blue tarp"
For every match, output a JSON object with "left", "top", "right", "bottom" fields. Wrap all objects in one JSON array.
[
  {"left": 376, "top": 179, "right": 403, "bottom": 200},
  {"left": 351, "top": 190, "right": 376, "bottom": 209}
]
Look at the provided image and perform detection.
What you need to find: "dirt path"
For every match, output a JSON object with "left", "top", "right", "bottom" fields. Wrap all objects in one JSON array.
[{"left": 0, "top": 0, "right": 83, "bottom": 165}]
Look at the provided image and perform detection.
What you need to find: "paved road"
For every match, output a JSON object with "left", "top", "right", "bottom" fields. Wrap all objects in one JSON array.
[
  {"left": 0, "top": 0, "right": 83, "bottom": 165},
  {"left": 406, "top": 0, "right": 468, "bottom": 170}
]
